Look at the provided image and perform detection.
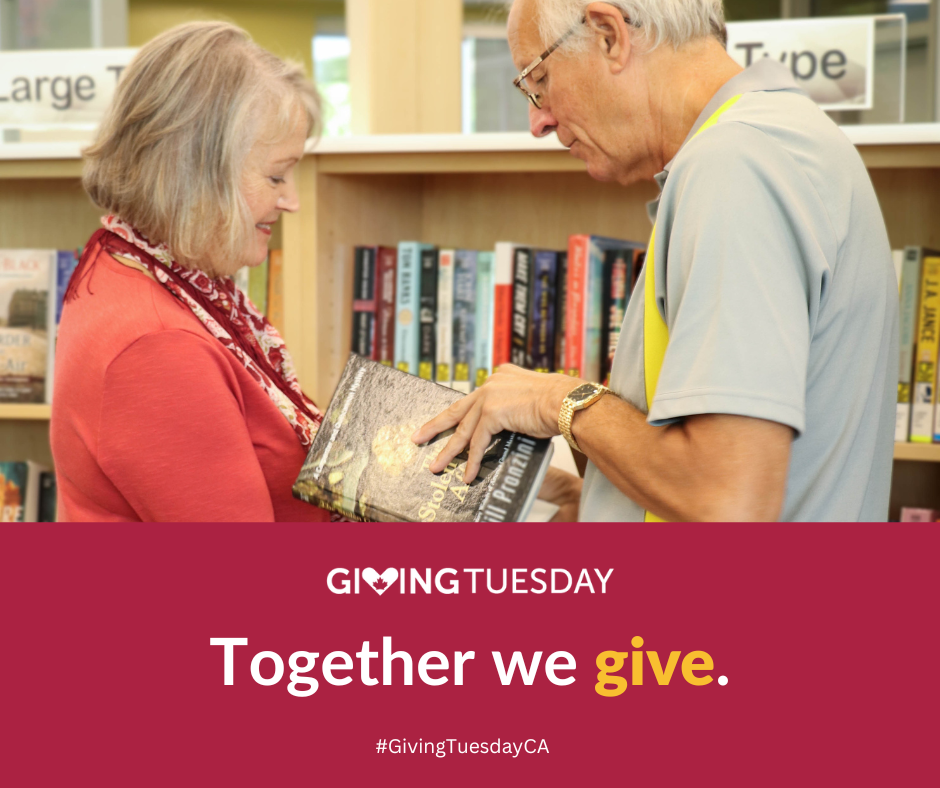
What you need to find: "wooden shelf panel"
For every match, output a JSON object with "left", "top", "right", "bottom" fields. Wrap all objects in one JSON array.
[
  {"left": 0, "top": 404, "right": 51, "bottom": 420},
  {"left": 894, "top": 443, "right": 940, "bottom": 462}
]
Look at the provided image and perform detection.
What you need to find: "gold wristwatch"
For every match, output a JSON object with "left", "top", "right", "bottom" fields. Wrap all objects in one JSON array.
[{"left": 558, "top": 382, "right": 609, "bottom": 454}]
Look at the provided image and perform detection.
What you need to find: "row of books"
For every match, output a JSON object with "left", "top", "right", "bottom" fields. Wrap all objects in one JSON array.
[
  {"left": 0, "top": 249, "right": 79, "bottom": 404},
  {"left": 896, "top": 247, "right": 940, "bottom": 443},
  {"left": 0, "top": 462, "right": 56, "bottom": 522},
  {"left": 350, "top": 237, "right": 647, "bottom": 391}
]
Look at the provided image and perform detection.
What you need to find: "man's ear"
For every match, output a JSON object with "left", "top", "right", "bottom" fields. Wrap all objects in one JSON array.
[{"left": 585, "top": 2, "right": 632, "bottom": 74}]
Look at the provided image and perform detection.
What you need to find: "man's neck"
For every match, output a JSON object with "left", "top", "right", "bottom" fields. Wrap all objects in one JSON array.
[{"left": 646, "top": 38, "right": 744, "bottom": 171}]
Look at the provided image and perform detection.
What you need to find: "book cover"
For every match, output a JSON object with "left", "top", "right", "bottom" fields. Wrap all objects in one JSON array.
[
  {"left": 897, "top": 247, "right": 924, "bottom": 441},
  {"left": 492, "top": 242, "right": 518, "bottom": 370},
  {"left": 435, "top": 249, "right": 455, "bottom": 387},
  {"left": 600, "top": 248, "right": 633, "bottom": 384},
  {"left": 394, "top": 242, "right": 431, "bottom": 375},
  {"left": 474, "top": 251, "right": 495, "bottom": 387},
  {"left": 374, "top": 246, "right": 397, "bottom": 366},
  {"left": 0, "top": 249, "right": 55, "bottom": 404},
  {"left": 248, "top": 256, "right": 269, "bottom": 316},
  {"left": 530, "top": 250, "right": 557, "bottom": 373},
  {"left": 911, "top": 252, "right": 940, "bottom": 443},
  {"left": 267, "top": 249, "right": 285, "bottom": 336},
  {"left": 452, "top": 250, "right": 477, "bottom": 394},
  {"left": 352, "top": 246, "right": 377, "bottom": 358},
  {"left": 418, "top": 247, "right": 438, "bottom": 381},
  {"left": 510, "top": 247, "right": 532, "bottom": 368},
  {"left": 292, "top": 354, "right": 554, "bottom": 522},
  {"left": 55, "top": 250, "right": 79, "bottom": 326},
  {"left": 0, "top": 461, "right": 44, "bottom": 522},
  {"left": 554, "top": 251, "right": 567, "bottom": 374}
]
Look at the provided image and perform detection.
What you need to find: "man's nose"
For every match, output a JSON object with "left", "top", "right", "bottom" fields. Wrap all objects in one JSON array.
[{"left": 529, "top": 102, "right": 558, "bottom": 138}]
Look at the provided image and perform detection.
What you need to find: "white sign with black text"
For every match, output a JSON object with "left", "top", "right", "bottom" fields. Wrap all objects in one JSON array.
[
  {"left": 725, "top": 17, "right": 875, "bottom": 111},
  {"left": 0, "top": 48, "right": 137, "bottom": 128}
]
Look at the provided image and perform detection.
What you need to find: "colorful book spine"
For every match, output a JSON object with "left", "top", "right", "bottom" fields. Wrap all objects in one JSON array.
[
  {"left": 554, "top": 251, "right": 567, "bottom": 374},
  {"left": 492, "top": 242, "right": 517, "bottom": 370},
  {"left": 418, "top": 247, "right": 438, "bottom": 381},
  {"left": 435, "top": 249, "right": 455, "bottom": 387},
  {"left": 55, "top": 250, "right": 78, "bottom": 326},
  {"left": 474, "top": 251, "right": 495, "bottom": 387},
  {"left": 351, "top": 246, "right": 377, "bottom": 358},
  {"left": 510, "top": 247, "right": 532, "bottom": 368},
  {"left": 0, "top": 461, "right": 44, "bottom": 522},
  {"left": 452, "top": 250, "right": 477, "bottom": 394},
  {"left": 565, "top": 235, "right": 589, "bottom": 378},
  {"left": 530, "top": 250, "right": 557, "bottom": 373},
  {"left": 601, "top": 248, "right": 633, "bottom": 384},
  {"left": 394, "top": 242, "right": 420, "bottom": 375},
  {"left": 248, "top": 256, "right": 269, "bottom": 315},
  {"left": 374, "top": 246, "right": 397, "bottom": 366},
  {"left": 267, "top": 249, "right": 284, "bottom": 336},
  {"left": 897, "top": 247, "right": 924, "bottom": 441},
  {"left": 911, "top": 253, "right": 940, "bottom": 443}
]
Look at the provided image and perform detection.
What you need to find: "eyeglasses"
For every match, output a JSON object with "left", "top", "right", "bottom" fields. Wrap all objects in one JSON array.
[{"left": 512, "top": 15, "right": 636, "bottom": 110}]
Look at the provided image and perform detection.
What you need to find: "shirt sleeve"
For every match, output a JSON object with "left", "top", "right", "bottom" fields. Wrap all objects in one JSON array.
[
  {"left": 97, "top": 330, "right": 276, "bottom": 522},
  {"left": 648, "top": 120, "right": 836, "bottom": 435}
]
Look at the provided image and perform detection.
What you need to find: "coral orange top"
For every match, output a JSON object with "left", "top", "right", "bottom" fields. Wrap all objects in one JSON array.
[{"left": 51, "top": 248, "right": 329, "bottom": 522}]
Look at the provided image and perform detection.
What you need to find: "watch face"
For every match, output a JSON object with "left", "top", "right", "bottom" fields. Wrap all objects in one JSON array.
[{"left": 569, "top": 383, "right": 600, "bottom": 405}]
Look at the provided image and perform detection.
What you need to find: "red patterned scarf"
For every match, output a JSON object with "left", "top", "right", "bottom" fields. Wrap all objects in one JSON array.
[{"left": 66, "top": 216, "right": 322, "bottom": 447}]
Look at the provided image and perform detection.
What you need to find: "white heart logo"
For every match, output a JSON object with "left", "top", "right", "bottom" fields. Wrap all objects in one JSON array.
[{"left": 362, "top": 567, "right": 399, "bottom": 596}]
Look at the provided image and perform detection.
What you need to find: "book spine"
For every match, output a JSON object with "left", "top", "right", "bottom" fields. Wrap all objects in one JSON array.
[
  {"left": 492, "top": 242, "right": 515, "bottom": 370},
  {"left": 55, "top": 250, "right": 78, "bottom": 326},
  {"left": 267, "top": 249, "right": 284, "bottom": 335},
  {"left": 351, "top": 246, "right": 377, "bottom": 358},
  {"left": 554, "top": 251, "right": 567, "bottom": 374},
  {"left": 530, "top": 251, "right": 557, "bottom": 373},
  {"left": 418, "top": 248, "right": 438, "bottom": 380},
  {"left": 565, "top": 235, "right": 589, "bottom": 377},
  {"left": 582, "top": 237, "right": 608, "bottom": 385},
  {"left": 436, "top": 250, "right": 455, "bottom": 387},
  {"left": 0, "top": 462, "right": 27, "bottom": 522},
  {"left": 374, "top": 246, "right": 397, "bottom": 366},
  {"left": 911, "top": 254, "right": 940, "bottom": 443},
  {"left": 452, "top": 250, "right": 477, "bottom": 393},
  {"left": 510, "top": 247, "right": 531, "bottom": 368},
  {"left": 394, "top": 243, "right": 421, "bottom": 375},
  {"left": 897, "top": 246, "right": 923, "bottom": 441},
  {"left": 602, "top": 250, "right": 630, "bottom": 384},
  {"left": 474, "top": 252, "right": 495, "bottom": 387}
]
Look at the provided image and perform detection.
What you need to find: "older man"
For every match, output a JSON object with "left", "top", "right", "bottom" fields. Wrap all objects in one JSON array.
[{"left": 413, "top": 0, "right": 898, "bottom": 521}]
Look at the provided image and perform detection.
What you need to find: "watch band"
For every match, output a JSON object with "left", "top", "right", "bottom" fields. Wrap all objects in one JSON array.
[{"left": 558, "top": 384, "right": 608, "bottom": 454}]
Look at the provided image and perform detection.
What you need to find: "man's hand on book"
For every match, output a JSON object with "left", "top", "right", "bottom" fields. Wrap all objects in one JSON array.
[{"left": 411, "top": 364, "right": 581, "bottom": 484}]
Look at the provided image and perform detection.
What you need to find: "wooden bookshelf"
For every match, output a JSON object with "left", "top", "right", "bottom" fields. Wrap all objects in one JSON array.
[
  {"left": 3, "top": 127, "right": 940, "bottom": 518},
  {"left": 0, "top": 405, "right": 52, "bottom": 420}
]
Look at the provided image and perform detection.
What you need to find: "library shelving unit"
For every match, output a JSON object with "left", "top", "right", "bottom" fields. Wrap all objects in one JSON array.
[{"left": 2, "top": 126, "right": 940, "bottom": 519}]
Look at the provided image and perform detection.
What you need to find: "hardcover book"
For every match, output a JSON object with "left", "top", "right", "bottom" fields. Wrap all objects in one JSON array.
[
  {"left": 374, "top": 246, "right": 397, "bottom": 366},
  {"left": 0, "top": 249, "right": 55, "bottom": 403},
  {"left": 897, "top": 246, "right": 924, "bottom": 441},
  {"left": 510, "top": 247, "right": 532, "bottom": 368},
  {"left": 474, "top": 251, "right": 495, "bottom": 387},
  {"left": 911, "top": 252, "right": 940, "bottom": 443},
  {"left": 435, "top": 249, "right": 455, "bottom": 386},
  {"left": 293, "top": 354, "right": 554, "bottom": 522},
  {"left": 600, "top": 247, "right": 634, "bottom": 384},
  {"left": 452, "top": 250, "right": 477, "bottom": 394},
  {"left": 0, "top": 460, "right": 45, "bottom": 522},
  {"left": 352, "top": 246, "right": 377, "bottom": 358},
  {"left": 418, "top": 247, "right": 438, "bottom": 380},
  {"left": 492, "top": 242, "right": 519, "bottom": 370},
  {"left": 530, "top": 250, "right": 558, "bottom": 373},
  {"left": 394, "top": 242, "right": 432, "bottom": 375},
  {"left": 554, "top": 251, "right": 567, "bottom": 374}
]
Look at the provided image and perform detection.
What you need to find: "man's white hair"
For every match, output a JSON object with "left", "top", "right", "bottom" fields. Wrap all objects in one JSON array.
[{"left": 520, "top": 0, "right": 726, "bottom": 52}]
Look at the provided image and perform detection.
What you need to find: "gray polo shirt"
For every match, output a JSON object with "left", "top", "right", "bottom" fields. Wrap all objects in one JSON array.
[{"left": 579, "top": 59, "right": 899, "bottom": 522}]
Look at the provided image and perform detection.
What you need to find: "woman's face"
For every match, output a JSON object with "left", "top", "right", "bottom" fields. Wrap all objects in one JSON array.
[{"left": 236, "top": 109, "right": 307, "bottom": 273}]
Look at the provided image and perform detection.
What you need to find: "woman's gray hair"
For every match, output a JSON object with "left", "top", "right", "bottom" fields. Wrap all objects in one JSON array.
[
  {"left": 524, "top": 0, "right": 726, "bottom": 52},
  {"left": 83, "top": 21, "right": 321, "bottom": 272}
]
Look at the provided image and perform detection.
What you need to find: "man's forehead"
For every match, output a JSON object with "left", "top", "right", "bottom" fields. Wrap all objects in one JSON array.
[{"left": 507, "top": 0, "right": 545, "bottom": 68}]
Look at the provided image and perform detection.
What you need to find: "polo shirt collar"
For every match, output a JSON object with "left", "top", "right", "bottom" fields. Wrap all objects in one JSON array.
[{"left": 647, "top": 59, "right": 805, "bottom": 220}]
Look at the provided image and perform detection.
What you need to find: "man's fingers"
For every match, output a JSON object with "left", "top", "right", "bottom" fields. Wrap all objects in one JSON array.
[
  {"left": 412, "top": 396, "right": 474, "bottom": 445},
  {"left": 428, "top": 403, "right": 483, "bottom": 474},
  {"left": 462, "top": 425, "right": 494, "bottom": 485}
]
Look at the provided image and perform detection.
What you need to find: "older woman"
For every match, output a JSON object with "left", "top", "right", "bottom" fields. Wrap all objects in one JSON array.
[{"left": 51, "top": 22, "right": 329, "bottom": 521}]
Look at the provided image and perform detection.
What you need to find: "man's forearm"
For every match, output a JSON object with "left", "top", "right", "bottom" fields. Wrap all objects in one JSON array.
[{"left": 569, "top": 394, "right": 790, "bottom": 521}]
